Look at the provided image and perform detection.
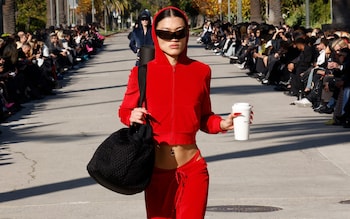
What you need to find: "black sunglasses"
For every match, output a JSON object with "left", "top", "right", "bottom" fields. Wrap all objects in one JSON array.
[{"left": 155, "top": 29, "right": 187, "bottom": 40}]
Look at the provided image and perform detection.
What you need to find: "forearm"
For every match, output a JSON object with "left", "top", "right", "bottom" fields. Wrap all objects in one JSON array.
[{"left": 200, "top": 114, "right": 226, "bottom": 134}]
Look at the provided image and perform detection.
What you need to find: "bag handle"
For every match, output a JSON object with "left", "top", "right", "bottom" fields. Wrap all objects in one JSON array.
[{"left": 137, "top": 64, "right": 147, "bottom": 108}]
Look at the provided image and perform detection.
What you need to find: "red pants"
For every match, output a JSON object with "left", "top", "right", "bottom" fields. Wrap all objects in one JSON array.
[{"left": 145, "top": 151, "right": 209, "bottom": 219}]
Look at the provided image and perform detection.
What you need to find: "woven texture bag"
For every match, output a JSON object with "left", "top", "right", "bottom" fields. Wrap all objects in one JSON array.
[{"left": 87, "top": 65, "right": 155, "bottom": 195}]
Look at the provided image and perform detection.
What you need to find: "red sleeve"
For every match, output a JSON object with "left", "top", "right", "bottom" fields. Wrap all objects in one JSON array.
[
  {"left": 200, "top": 68, "right": 225, "bottom": 134},
  {"left": 118, "top": 67, "right": 139, "bottom": 126}
]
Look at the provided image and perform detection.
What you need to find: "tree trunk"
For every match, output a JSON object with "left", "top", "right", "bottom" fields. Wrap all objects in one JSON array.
[
  {"left": 2, "top": 0, "right": 16, "bottom": 34},
  {"left": 59, "top": 0, "right": 67, "bottom": 27},
  {"left": 250, "top": 0, "right": 262, "bottom": 23},
  {"left": 46, "top": 0, "right": 57, "bottom": 28},
  {"left": 46, "top": 0, "right": 50, "bottom": 27},
  {"left": 332, "top": 0, "right": 350, "bottom": 27},
  {"left": 268, "top": 0, "right": 282, "bottom": 26}
]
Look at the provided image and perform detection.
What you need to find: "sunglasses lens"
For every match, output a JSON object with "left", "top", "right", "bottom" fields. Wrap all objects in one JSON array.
[
  {"left": 174, "top": 29, "right": 187, "bottom": 39},
  {"left": 156, "top": 29, "right": 187, "bottom": 40},
  {"left": 155, "top": 30, "right": 170, "bottom": 40}
]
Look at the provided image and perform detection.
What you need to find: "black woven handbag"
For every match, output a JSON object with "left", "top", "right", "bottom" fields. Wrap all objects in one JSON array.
[{"left": 87, "top": 65, "right": 155, "bottom": 195}]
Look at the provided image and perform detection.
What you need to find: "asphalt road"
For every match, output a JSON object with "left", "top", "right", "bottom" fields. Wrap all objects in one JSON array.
[{"left": 1, "top": 33, "right": 350, "bottom": 219}]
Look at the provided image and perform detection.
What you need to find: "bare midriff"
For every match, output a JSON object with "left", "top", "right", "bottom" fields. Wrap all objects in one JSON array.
[{"left": 155, "top": 144, "right": 200, "bottom": 169}]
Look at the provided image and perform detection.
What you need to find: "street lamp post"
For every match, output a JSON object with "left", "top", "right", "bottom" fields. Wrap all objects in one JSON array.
[
  {"left": 92, "top": 0, "right": 95, "bottom": 23},
  {"left": 67, "top": 0, "right": 70, "bottom": 26},
  {"left": 218, "top": 0, "right": 222, "bottom": 21},
  {"left": 50, "top": 0, "right": 54, "bottom": 26},
  {"left": 237, "top": 0, "right": 242, "bottom": 23},
  {"left": 104, "top": 1, "right": 107, "bottom": 34},
  {"left": 72, "top": 0, "right": 76, "bottom": 25},
  {"left": 0, "top": 0, "right": 3, "bottom": 34},
  {"left": 330, "top": 0, "right": 333, "bottom": 23},
  {"left": 305, "top": 0, "right": 310, "bottom": 28},
  {"left": 228, "top": 0, "right": 231, "bottom": 23},
  {"left": 56, "top": 0, "right": 59, "bottom": 27}
]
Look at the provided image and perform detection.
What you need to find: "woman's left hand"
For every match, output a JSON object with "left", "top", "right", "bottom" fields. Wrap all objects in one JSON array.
[
  {"left": 220, "top": 112, "right": 241, "bottom": 131},
  {"left": 220, "top": 111, "right": 254, "bottom": 131}
]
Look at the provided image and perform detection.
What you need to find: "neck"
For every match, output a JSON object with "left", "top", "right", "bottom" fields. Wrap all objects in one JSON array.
[{"left": 165, "top": 53, "right": 178, "bottom": 66}]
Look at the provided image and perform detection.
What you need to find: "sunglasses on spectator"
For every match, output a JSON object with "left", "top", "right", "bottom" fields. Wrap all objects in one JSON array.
[
  {"left": 156, "top": 29, "right": 187, "bottom": 40},
  {"left": 141, "top": 17, "right": 149, "bottom": 21}
]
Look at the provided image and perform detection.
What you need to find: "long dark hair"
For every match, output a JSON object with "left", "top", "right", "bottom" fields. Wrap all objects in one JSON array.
[{"left": 154, "top": 8, "right": 188, "bottom": 29}]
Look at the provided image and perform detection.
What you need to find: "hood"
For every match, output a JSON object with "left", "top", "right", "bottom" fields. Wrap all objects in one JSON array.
[
  {"left": 138, "top": 10, "right": 152, "bottom": 27},
  {"left": 151, "top": 6, "right": 190, "bottom": 65}
]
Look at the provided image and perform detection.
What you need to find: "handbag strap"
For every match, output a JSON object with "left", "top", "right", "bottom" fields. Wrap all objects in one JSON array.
[{"left": 137, "top": 64, "right": 147, "bottom": 108}]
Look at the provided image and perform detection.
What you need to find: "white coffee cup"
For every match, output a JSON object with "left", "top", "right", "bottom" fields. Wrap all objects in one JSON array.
[{"left": 232, "top": 103, "right": 252, "bottom": 141}]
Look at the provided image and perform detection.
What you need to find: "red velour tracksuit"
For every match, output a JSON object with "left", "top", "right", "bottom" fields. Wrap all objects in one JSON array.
[{"left": 119, "top": 6, "right": 225, "bottom": 219}]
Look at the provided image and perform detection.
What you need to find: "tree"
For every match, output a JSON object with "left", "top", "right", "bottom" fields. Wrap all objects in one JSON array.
[
  {"left": 191, "top": 0, "right": 251, "bottom": 22},
  {"left": 16, "top": 0, "right": 46, "bottom": 32},
  {"left": 281, "top": 0, "right": 331, "bottom": 28},
  {"left": 77, "top": 0, "right": 131, "bottom": 23},
  {"left": 76, "top": 0, "right": 91, "bottom": 17},
  {"left": 46, "top": 0, "right": 53, "bottom": 27},
  {"left": 332, "top": 0, "right": 350, "bottom": 28},
  {"left": 268, "top": 0, "right": 282, "bottom": 26},
  {"left": 2, "top": 0, "right": 16, "bottom": 34},
  {"left": 58, "top": 0, "right": 67, "bottom": 26},
  {"left": 250, "top": 0, "right": 262, "bottom": 23},
  {"left": 97, "top": 0, "right": 131, "bottom": 30}
]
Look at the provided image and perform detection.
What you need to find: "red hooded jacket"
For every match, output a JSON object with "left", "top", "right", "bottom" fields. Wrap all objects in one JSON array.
[{"left": 119, "top": 7, "right": 224, "bottom": 145}]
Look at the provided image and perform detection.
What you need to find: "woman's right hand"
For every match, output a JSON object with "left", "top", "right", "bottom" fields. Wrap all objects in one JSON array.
[{"left": 129, "top": 107, "right": 148, "bottom": 125}]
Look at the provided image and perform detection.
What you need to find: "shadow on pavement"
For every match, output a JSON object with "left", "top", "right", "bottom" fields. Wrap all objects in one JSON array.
[
  {"left": 1, "top": 126, "right": 101, "bottom": 145},
  {"left": 84, "top": 59, "right": 135, "bottom": 67},
  {"left": 3, "top": 119, "right": 347, "bottom": 202},
  {"left": 103, "top": 48, "right": 130, "bottom": 53},
  {"left": 188, "top": 44, "right": 205, "bottom": 49},
  {"left": 0, "top": 147, "right": 13, "bottom": 166},
  {"left": 59, "top": 84, "right": 126, "bottom": 94},
  {"left": 79, "top": 69, "right": 131, "bottom": 75},
  {"left": 0, "top": 177, "right": 96, "bottom": 203},
  {"left": 211, "top": 84, "right": 275, "bottom": 95},
  {"left": 212, "top": 75, "right": 250, "bottom": 80},
  {"left": 206, "top": 119, "right": 350, "bottom": 163},
  {"left": 36, "top": 99, "right": 122, "bottom": 112}
]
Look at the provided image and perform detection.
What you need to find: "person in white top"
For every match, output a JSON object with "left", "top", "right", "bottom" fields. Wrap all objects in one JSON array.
[{"left": 304, "top": 37, "right": 329, "bottom": 93}]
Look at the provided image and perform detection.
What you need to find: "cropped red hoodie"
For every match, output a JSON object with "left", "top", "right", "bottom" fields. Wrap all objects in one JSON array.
[{"left": 119, "top": 7, "right": 224, "bottom": 145}]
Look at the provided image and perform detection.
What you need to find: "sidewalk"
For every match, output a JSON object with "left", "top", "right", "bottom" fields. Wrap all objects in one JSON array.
[{"left": 0, "top": 33, "right": 350, "bottom": 219}]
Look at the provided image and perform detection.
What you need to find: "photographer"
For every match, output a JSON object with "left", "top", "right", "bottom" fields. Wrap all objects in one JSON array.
[{"left": 271, "top": 27, "right": 290, "bottom": 53}]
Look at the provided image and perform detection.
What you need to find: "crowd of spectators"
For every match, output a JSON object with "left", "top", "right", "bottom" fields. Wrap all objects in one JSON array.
[
  {"left": 198, "top": 20, "right": 350, "bottom": 128},
  {"left": 0, "top": 24, "right": 105, "bottom": 126}
]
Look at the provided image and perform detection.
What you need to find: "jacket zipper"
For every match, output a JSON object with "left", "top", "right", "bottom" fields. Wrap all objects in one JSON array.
[{"left": 171, "top": 65, "right": 176, "bottom": 143}]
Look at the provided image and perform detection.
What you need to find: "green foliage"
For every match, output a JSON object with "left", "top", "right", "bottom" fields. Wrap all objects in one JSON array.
[
  {"left": 12, "top": 0, "right": 333, "bottom": 33},
  {"left": 16, "top": 0, "right": 46, "bottom": 32},
  {"left": 309, "top": 0, "right": 331, "bottom": 27},
  {"left": 282, "top": 0, "right": 331, "bottom": 27},
  {"left": 284, "top": 5, "right": 305, "bottom": 27},
  {"left": 178, "top": 0, "right": 199, "bottom": 17},
  {"left": 128, "top": 0, "right": 142, "bottom": 13},
  {"left": 134, "top": 0, "right": 198, "bottom": 17},
  {"left": 136, "top": 0, "right": 171, "bottom": 15}
]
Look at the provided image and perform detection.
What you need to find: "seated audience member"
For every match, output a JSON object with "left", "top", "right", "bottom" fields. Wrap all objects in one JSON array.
[
  {"left": 0, "top": 25, "right": 104, "bottom": 123},
  {"left": 197, "top": 20, "right": 213, "bottom": 44},
  {"left": 286, "top": 37, "right": 314, "bottom": 97},
  {"left": 48, "top": 32, "right": 70, "bottom": 75},
  {"left": 304, "top": 38, "right": 329, "bottom": 92}
]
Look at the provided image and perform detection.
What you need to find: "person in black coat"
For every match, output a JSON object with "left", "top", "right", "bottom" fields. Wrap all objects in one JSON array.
[
  {"left": 129, "top": 10, "right": 154, "bottom": 66},
  {"left": 288, "top": 37, "right": 314, "bottom": 96}
]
